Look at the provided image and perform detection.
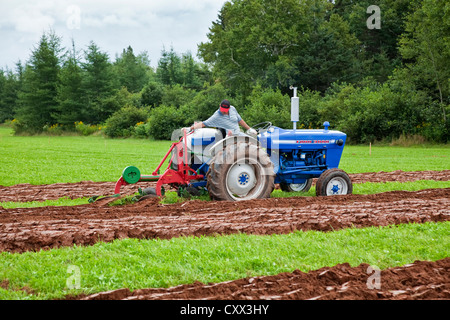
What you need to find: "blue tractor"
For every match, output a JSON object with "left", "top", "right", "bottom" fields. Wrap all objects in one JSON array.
[{"left": 113, "top": 87, "right": 353, "bottom": 201}]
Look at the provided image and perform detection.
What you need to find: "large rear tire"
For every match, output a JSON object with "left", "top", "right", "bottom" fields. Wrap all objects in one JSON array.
[
  {"left": 206, "top": 141, "right": 275, "bottom": 201},
  {"left": 316, "top": 168, "right": 352, "bottom": 196}
]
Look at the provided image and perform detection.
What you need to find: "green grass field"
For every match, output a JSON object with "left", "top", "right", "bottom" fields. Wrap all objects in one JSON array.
[
  {"left": 1, "top": 124, "right": 448, "bottom": 208},
  {"left": 1, "top": 222, "right": 448, "bottom": 300},
  {"left": 0, "top": 125, "right": 448, "bottom": 187},
  {"left": 0, "top": 126, "right": 172, "bottom": 186},
  {"left": 0, "top": 125, "right": 449, "bottom": 300}
]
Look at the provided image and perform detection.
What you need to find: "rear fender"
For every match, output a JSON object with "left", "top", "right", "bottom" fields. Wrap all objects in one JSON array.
[{"left": 208, "top": 134, "right": 260, "bottom": 158}]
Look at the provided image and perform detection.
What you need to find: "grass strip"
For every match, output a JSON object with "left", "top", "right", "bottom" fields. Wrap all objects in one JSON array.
[
  {"left": 0, "top": 197, "right": 89, "bottom": 209},
  {"left": 352, "top": 180, "right": 450, "bottom": 195},
  {"left": 339, "top": 144, "right": 449, "bottom": 174},
  {"left": 0, "top": 221, "right": 448, "bottom": 300},
  {"left": 271, "top": 180, "right": 450, "bottom": 199},
  {"left": 0, "top": 126, "right": 448, "bottom": 186},
  {"left": 0, "top": 126, "right": 172, "bottom": 186}
]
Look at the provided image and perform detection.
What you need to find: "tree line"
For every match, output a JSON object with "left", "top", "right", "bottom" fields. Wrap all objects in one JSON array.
[{"left": 0, "top": 0, "right": 448, "bottom": 143}]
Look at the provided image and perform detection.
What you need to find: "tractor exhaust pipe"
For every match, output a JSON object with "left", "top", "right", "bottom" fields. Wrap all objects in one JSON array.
[{"left": 290, "top": 86, "right": 299, "bottom": 131}]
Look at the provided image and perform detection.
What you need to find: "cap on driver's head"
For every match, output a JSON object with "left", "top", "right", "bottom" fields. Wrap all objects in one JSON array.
[{"left": 220, "top": 99, "right": 230, "bottom": 113}]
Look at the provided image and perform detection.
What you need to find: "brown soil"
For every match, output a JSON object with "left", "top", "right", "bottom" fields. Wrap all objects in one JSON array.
[
  {"left": 78, "top": 258, "right": 450, "bottom": 300},
  {"left": 0, "top": 187, "right": 449, "bottom": 253},
  {"left": 0, "top": 170, "right": 449, "bottom": 300},
  {"left": 0, "top": 188, "right": 450, "bottom": 252}
]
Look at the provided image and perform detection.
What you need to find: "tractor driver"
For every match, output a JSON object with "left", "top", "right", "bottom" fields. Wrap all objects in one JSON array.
[{"left": 190, "top": 99, "right": 257, "bottom": 136}]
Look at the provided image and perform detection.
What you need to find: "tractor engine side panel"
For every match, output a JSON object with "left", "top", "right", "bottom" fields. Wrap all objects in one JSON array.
[{"left": 258, "top": 127, "right": 347, "bottom": 183}]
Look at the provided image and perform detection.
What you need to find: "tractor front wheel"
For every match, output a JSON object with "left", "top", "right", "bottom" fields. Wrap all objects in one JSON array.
[
  {"left": 316, "top": 169, "right": 352, "bottom": 196},
  {"left": 206, "top": 141, "right": 275, "bottom": 201}
]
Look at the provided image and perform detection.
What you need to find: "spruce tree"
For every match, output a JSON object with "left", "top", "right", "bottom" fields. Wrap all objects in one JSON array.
[
  {"left": 56, "top": 40, "right": 86, "bottom": 126},
  {"left": 82, "top": 41, "right": 117, "bottom": 124},
  {"left": 156, "top": 47, "right": 183, "bottom": 86},
  {"left": 181, "top": 52, "right": 202, "bottom": 90},
  {"left": 0, "top": 70, "right": 7, "bottom": 122},
  {"left": 0, "top": 67, "right": 21, "bottom": 123},
  {"left": 114, "top": 46, "right": 150, "bottom": 93},
  {"left": 15, "top": 31, "right": 62, "bottom": 133}
]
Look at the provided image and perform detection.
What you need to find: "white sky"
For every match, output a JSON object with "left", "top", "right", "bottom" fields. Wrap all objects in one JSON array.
[{"left": 0, "top": 0, "right": 228, "bottom": 70}]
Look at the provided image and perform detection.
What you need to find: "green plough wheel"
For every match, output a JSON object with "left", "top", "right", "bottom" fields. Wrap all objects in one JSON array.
[{"left": 122, "top": 166, "right": 141, "bottom": 184}]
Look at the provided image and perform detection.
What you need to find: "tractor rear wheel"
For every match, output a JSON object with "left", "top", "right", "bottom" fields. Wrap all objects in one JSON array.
[
  {"left": 316, "top": 168, "right": 352, "bottom": 196},
  {"left": 206, "top": 141, "right": 275, "bottom": 201},
  {"left": 280, "top": 179, "right": 313, "bottom": 193}
]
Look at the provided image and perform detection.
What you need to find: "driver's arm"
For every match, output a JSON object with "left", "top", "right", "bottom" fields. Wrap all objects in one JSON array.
[
  {"left": 238, "top": 119, "right": 251, "bottom": 131},
  {"left": 190, "top": 122, "right": 205, "bottom": 130}
]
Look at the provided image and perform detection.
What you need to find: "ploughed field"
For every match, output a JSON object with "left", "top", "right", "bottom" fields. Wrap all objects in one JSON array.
[{"left": 0, "top": 170, "right": 449, "bottom": 300}]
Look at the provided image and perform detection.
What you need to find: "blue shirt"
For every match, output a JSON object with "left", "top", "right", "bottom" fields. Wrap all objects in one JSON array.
[{"left": 202, "top": 106, "right": 242, "bottom": 135}]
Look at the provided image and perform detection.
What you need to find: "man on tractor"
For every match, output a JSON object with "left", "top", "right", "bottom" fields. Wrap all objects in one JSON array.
[
  {"left": 108, "top": 89, "right": 352, "bottom": 202},
  {"left": 190, "top": 99, "right": 257, "bottom": 136}
]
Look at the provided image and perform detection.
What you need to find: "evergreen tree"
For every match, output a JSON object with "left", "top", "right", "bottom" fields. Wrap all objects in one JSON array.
[
  {"left": 0, "top": 70, "right": 8, "bottom": 122},
  {"left": 0, "top": 66, "right": 22, "bottom": 122},
  {"left": 56, "top": 40, "right": 86, "bottom": 126},
  {"left": 156, "top": 48, "right": 171, "bottom": 86},
  {"left": 82, "top": 41, "right": 117, "bottom": 124},
  {"left": 181, "top": 52, "right": 202, "bottom": 90},
  {"left": 156, "top": 47, "right": 183, "bottom": 86},
  {"left": 114, "top": 46, "right": 151, "bottom": 93},
  {"left": 15, "top": 31, "right": 62, "bottom": 133},
  {"left": 167, "top": 47, "right": 183, "bottom": 86}
]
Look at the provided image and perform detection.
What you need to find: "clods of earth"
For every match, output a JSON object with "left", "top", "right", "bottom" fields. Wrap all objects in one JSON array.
[{"left": 0, "top": 170, "right": 449, "bottom": 300}]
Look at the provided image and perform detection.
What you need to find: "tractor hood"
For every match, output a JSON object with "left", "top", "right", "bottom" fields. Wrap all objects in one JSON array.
[
  {"left": 258, "top": 125, "right": 347, "bottom": 169},
  {"left": 259, "top": 126, "right": 347, "bottom": 149}
]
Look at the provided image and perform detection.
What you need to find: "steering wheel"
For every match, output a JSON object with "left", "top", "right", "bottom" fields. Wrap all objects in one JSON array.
[{"left": 250, "top": 121, "right": 273, "bottom": 133}]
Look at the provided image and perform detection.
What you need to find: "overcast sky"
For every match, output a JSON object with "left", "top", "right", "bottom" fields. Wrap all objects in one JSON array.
[{"left": 0, "top": 0, "right": 228, "bottom": 70}]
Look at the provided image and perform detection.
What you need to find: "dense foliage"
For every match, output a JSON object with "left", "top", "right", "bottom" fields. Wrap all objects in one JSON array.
[{"left": 0, "top": 0, "right": 448, "bottom": 143}]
